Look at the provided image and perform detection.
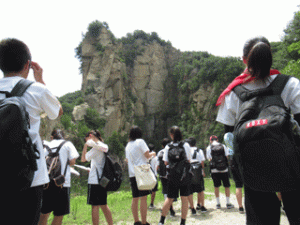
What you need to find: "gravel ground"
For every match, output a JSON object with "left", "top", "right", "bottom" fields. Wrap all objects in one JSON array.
[{"left": 117, "top": 192, "right": 290, "bottom": 225}]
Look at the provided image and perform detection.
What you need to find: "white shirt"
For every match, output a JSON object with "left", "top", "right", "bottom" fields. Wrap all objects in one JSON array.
[
  {"left": 85, "top": 139, "right": 109, "bottom": 184},
  {"left": 0, "top": 76, "right": 61, "bottom": 187},
  {"left": 44, "top": 139, "right": 79, "bottom": 187},
  {"left": 217, "top": 75, "right": 300, "bottom": 126},
  {"left": 190, "top": 147, "right": 205, "bottom": 163},
  {"left": 162, "top": 142, "right": 192, "bottom": 163},
  {"left": 206, "top": 141, "right": 229, "bottom": 173},
  {"left": 150, "top": 155, "right": 158, "bottom": 176},
  {"left": 125, "top": 139, "right": 150, "bottom": 178}
]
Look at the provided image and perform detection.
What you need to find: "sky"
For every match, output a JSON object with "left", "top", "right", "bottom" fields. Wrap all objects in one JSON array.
[{"left": 0, "top": 0, "right": 299, "bottom": 97}]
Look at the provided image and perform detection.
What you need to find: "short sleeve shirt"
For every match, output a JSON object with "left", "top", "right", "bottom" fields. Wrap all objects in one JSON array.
[
  {"left": 163, "top": 142, "right": 192, "bottom": 163},
  {"left": 125, "top": 139, "right": 150, "bottom": 178},
  {"left": 206, "top": 142, "right": 229, "bottom": 173},
  {"left": 0, "top": 76, "right": 61, "bottom": 187},
  {"left": 44, "top": 139, "right": 79, "bottom": 187}
]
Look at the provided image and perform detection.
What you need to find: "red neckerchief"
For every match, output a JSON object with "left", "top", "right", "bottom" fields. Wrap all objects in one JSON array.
[{"left": 216, "top": 69, "right": 281, "bottom": 106}]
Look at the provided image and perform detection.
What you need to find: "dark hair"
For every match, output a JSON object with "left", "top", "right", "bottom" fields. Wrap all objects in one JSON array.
[
  {"left": 148, "top": 143, "right": 155, "bottom": 152},
  {"left": 0, "top": 38, "right": 31, "bottom": 74},
  {"left": 161, "top": 138, "right": 170, "bottom": 148},
  {"left": 85, "top": 130, "right": 103, "bottom": 142},
  {"left": 243, "top": 36, "right": 272, "bottom": 80},
  {"left": 169, "top": 126, "right": 183, "bottom": 143},
  {"left": 51, "top": 129, "right": 65, "bottom": 140},
  {"left": 129, "top": 125, "right": 142, "bottom": 141},
  {"left": 188, "top": 137, "right": 196, "bottom": 147}
]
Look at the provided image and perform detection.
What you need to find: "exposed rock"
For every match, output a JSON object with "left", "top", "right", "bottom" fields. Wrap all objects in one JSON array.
[{"left": 72, "top": 103, "right": 90, "bottom": 121}]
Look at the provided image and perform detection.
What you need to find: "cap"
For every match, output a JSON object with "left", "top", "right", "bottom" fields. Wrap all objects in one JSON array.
[{"left": 210, "top": 135, "right": 218, "bottom": 141}]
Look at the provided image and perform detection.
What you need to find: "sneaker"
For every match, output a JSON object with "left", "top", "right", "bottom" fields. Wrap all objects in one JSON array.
[
  {"left": 196, "top": 204, "right": 201, "bottom": 210},
  {"left": 134, "top": 222, "right": 142, "bottom": 225},
  {"left": 200, "top": 206, "right": 208, "bottom": 213},
  {"left": 216, "top": 204, "right": 221, "bottom": 209},
  {"left": 149, "top": 203, "right": 154, "bottom": 209},
  {"left": 239, "top": 207, "right": 244, "bottom": 214},
  {"left": 170, "top": 208, "right": 176, "bottom": 217},
  {"left": 158, "top": 223, "right": 164, "bottom": 225},
  {"left": 142, "top": 223, "right": 150, "bottom": 225},
  {"left": 226, "top": 203, "right": 234, "bottom": 209},
  {"left": 191, "top": 208, "right": 197, "bottom": 215}
]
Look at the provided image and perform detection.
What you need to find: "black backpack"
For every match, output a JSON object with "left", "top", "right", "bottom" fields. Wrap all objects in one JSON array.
[
  {"left": 233, "top": 74, "right": 300, "bottom": 192},
  {"left": 97, "top": 153, "right": 122, "bottom": 191},
  {"left": 191, "top": 148, "right": 203, "bottom": 185},
  {"left": 210, "top": 143, "right": 228, "bottom": 171},
  {"left": 157, "top": 150, "right": 167, "bottom": 178},
  {"left": 168, "top": 141, "right": 191, "bottom": 185},
  {"left": 44, "top": 140, "right": 68, "bottom": 188},
  {"left": 0, "top": 79, "right": 39, "bottom": 191}
]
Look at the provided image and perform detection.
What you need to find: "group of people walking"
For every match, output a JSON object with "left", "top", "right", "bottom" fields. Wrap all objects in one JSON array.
[{"left": 1, "top": 34, "right": 300, "bottom": 225}]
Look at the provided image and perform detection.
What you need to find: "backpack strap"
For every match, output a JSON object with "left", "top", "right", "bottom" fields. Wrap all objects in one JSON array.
[
  {"left": 233, "top": 74, "right": 291, "bottom": 102},
  {"left": 10, "top": 79, "right": 34, "bottom": 97},
  {"left": 192, "top": 149, "right": 197, "bottom": 159}
]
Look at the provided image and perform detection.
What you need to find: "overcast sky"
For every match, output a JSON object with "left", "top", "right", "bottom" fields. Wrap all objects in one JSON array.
[{"left": 0, "top": 0, "right": 299, "bottom": 97}]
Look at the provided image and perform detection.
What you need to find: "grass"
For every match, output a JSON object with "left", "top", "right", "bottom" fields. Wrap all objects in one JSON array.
[{"left": 46, "top": 177, "right": 241, "bottom": 224}]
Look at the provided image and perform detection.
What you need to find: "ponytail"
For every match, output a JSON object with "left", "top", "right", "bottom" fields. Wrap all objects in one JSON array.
[
  {"left": 243, "top": 36, "right": 272, "bottom": 80},
  {"left": 169, "top": 126, "right": 183, "bottom": 143}
]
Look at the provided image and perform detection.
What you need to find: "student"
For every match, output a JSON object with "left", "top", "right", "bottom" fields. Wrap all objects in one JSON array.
[
  {"left": 158, "top": 126, "right": 192, "bottom": 225},
  {"left": 187, "top": 137, "right": 207, "bottom": 214},
  {"left": 39, "top": 129, "right": 79, "bottom": 225},
  {"left": 81, "top": 130, "right": 113, "bottom": 225},
  {"left": 224, "top": 132, "right": 244, "bottom": 214},
  {"left": 206, "top": 135, "right": 234, "bottom": 209},
  {"left": 148, "top": 143, "right": 158, "bottom": 209},
  {"left": 0, "top": 38, "right": 63, "bottom": 225},
  {"left": 216, "top": 36, "right": 300, "bottom": 224},
  {"left": 125, "top": 126, "right": 156, "bottom": 225},
  {"left": 156, "top": 138, "right": 176, "bottom": 216}
]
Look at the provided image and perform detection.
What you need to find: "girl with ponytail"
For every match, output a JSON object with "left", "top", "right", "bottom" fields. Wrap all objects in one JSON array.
[{"left": 216, "top": 36, "right": 300, "bottom": 224}]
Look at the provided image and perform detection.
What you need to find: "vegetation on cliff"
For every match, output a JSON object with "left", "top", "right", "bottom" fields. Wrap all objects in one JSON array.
[{"left": 57, "top": 10, "right": 300, "bottom": 159}]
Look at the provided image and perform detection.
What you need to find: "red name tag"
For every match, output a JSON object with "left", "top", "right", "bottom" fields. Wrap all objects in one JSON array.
[{"left": 246, "top": 119, "right": 268, "bottom": 128}]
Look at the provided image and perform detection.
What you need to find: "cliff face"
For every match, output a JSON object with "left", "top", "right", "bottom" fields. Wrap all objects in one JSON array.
[{"left": 78, "top": 27, "right": 182, "bottom": 139}]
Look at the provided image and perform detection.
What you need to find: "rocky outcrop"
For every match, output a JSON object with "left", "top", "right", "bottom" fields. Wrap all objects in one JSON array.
[{"left": 79, "top": 27, "right": 181, "bottom": 138}]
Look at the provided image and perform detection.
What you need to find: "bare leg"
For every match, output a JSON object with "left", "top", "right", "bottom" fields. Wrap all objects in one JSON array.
[
  {"left": 140, "top": 195, "right": 148, "bottom": 224},
  {"left": 92, "top": 205, "right": 100, "bottom": 225},
  {"left": 188, "top": 194, "right": 194, "bottom": 209},
  {"left": 181, "top": 196, "right": 189, "bottom": 219},
  {"left": 39, "top": 213, "right": 50, "bottom": 225},
  {"left": 100, "top": 205, "right": 113, "bottom": 225},
  {"left": 131, "top": 197, "right": 140, "bottom": 223},
  {"left": 161, "top": 198, "right": 174, "bottom": 216},
  {"left": 51, "top": 216, "right": 64, "bottom": 225},
  {"left": 236, "top": 188, "right": 243, "bottom": 207}
]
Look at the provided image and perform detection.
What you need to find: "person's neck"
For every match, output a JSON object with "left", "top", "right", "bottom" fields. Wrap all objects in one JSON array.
[{"left": 4, "top": 72, "right": 25, "bottom": 78}]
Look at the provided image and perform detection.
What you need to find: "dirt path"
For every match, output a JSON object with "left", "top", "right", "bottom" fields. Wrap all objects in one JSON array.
[{"left": 117, "top": 192, "right": 290, "bottom": 225}]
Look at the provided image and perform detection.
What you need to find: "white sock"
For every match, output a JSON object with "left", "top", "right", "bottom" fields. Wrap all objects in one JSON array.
[
  {"left": 226, "top": 197, "right": 230, "bottom": 204},
  {"left": 216, "top": 197, "right": 220, "bottom": 204}
]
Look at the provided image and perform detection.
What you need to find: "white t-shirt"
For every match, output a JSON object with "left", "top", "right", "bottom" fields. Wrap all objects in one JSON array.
[
  {"left": 85, "top": 139, "right": 109, "bottom": 184},
  {"left": 150, "top": 155, "right": 158, "bottom": 176},
  {"left": 163, "top": 142, "right": 192, "bottom": 163},
  {"left": 216, "top": 74, "right": 300, "bottom": 126},
  {"left": 206, "top": 141, "right": 229, "bottom": 173},
  {"left": 190, "top": 147, "right": 205, "bottom": 163},
  {"left": 44, "top": 139, "right": 79, "bottom": 187},
  {"left": 0, "top": 76, "right": 61, "bottom": 187},
  {"left": 125, "top": 139, "right": 150, "bottom": 178}
]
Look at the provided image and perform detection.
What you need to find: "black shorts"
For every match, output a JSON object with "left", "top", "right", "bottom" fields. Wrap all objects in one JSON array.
[
  {"left": 190, "top": 176, "right": 205, "bottom": 193},
  {"left": 152, "top": 176, "right": 158, "bottom": 192},
  {"left": 41, "top": 183, "right": 70, "bottom": 216},
  {"left": 211, "top": 172, "right": 231, "bottom": 188},
  {"left": 167, "top": 180, "right": 190, "bottom": 199},
  {"left": 130, "top": 177, "right": 151, "bottom": 198},
  {"left": 88, "top": 184, "right": 108, "bottom": 206},
  {"left": 160, "top": 178, "right": 169, "bottom": 195}
]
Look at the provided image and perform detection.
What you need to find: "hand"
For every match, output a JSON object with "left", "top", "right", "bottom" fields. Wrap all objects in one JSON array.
[{"left": 31, "top": 62, "right": 45, "bottom": 85}]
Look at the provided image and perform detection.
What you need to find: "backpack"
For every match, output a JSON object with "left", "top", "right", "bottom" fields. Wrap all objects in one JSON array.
[
  {"left": 97, "top": 153, "right": 122, "bottom": 191},
  {"left": 168, "top": 141, "right": 191, "bottom": 185},
  {"left": 157, "top": 150, "right": 167, "bottom": 178},
  {"left": 44, "top": 140, "right": 68, "bottom": 188},
  {"left": 210, "top": 143, "right": 228, "bottom": 171},
  {"left": 233, "top": 74, "right": 300, "bottom": 192},
  {"left": 0, "top": 79, "right": 40, "bottom": 192},
  {"left": 190, "top": 148, "right": 203, "bottom": 185}
]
